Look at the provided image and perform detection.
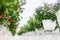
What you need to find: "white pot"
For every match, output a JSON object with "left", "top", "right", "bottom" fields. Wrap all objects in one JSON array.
[
  {"left": 42, "top": 19, "right": 56, "bottom": 30},
  {"left": 55, "top": 10, "right": 60, "bottom": 26}
]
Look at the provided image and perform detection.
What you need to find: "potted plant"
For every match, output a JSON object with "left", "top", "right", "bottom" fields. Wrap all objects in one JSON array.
[{"left": 36, "top": 4, "right": 57, "bottom": 32}]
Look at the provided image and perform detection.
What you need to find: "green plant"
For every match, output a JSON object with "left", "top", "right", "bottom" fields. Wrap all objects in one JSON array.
[
  {"left": 0, "top": 0, "right": 26, "bottom": 35},
  {"left": 18, "top": 2, "right": 60, "bottom": 35},
  {"left": 35, "top": 4, "right": 57, "bottom": 21}
]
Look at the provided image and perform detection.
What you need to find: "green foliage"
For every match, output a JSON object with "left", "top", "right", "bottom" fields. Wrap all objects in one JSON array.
[
  {"left": 35, "top": 4, "right": 57, "bottom": 21},
  {"left": 53, "top": 3, "right": 60, "bottom": 12},
  {"left": 0, "top": 0, "right": 26, "bottom": 35},
  {"left": 18, "top": 3, "right": 60, "bottom": 35},
  {"left": 20, "top": 0, "right": 26, "bottom": 6}
]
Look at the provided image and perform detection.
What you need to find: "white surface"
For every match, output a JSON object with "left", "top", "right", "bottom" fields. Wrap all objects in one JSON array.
[{"left": 0, "top": 35, "right": 60, "bottom": 40}]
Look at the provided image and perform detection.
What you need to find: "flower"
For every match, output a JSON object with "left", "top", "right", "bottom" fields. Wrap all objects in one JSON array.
[
  {"left": 0, "top": 14, "right": 6, "bottom": 19},
  {"left": 7, "top": 18, "right": 12, "bottom": 23},
  {"left": 19, "top": 6, "right": 25, "bottom": 10}
]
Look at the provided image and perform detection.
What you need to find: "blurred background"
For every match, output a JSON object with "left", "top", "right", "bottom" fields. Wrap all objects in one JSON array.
[{"left": 0, "top": 0, "right": 60, "bottom": 40}]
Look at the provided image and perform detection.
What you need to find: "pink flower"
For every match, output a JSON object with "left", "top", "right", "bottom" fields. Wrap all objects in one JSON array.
[
  {"left": 7, "top": 18, "right": 12, "bottom": 23},
  {"left": 19, "top": 6, "right": 25, "bottom": 10},
  {"left": 0, "top": 14, "right": 6, "bottom": 19}
]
